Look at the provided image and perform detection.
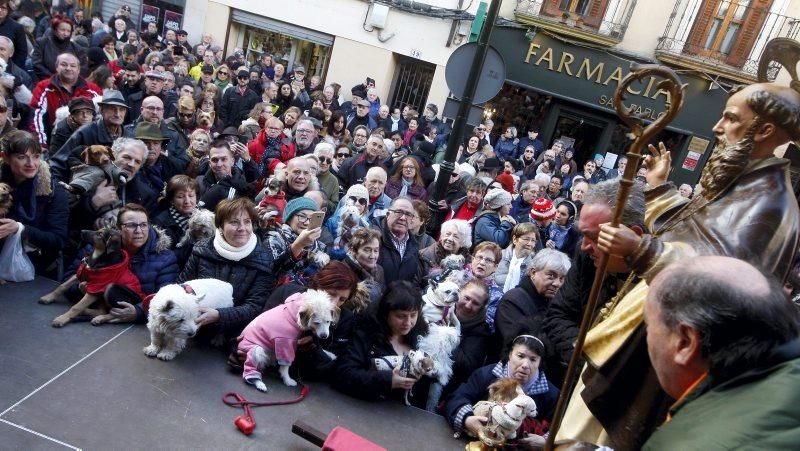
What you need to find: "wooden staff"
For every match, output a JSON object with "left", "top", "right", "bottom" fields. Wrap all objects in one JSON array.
[{"left": 545, "top": 63, "right": 684, "bottom": 450}]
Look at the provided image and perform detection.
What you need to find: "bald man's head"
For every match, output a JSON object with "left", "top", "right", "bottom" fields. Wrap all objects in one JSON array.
[
  {"left": 736, "top": 83, "right": 800, "bottom": 142},
  {"left": 648, "top": 255, "right": 798, "bottom": 380}
]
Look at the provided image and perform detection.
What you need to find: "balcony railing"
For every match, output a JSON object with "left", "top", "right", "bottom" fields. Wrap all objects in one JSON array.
[
  {"left": 515, "top": 0, "right": 637, "bottom": 46},
  {"left": 656, "top": 0, "right": 800, "bottom": 83}
]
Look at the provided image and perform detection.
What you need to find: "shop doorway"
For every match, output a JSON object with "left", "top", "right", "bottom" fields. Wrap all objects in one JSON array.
[{"left": 551, "top": 111, "right": 606, "bottom": 166}]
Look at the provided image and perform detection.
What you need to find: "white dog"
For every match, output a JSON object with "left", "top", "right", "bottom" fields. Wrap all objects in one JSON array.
[
  {"left": 238, "top": 289, "right": 340, "bottom": 392},
  {"left": 421, "top": 279, "right": 461, "bottom": 329},
  {"left": 143, "top": 279, "right": 234, "bottom": 361}
]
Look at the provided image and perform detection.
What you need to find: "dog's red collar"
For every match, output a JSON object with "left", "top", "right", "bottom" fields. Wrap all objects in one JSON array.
[{"left": 180, "top": 283, "right": 196, "bottom": 295}]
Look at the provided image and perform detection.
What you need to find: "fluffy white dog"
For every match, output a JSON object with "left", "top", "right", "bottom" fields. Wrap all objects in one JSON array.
[
  {"left": 238, "top": 289, "right": 340, "bottom": 392},
  {"left": 177, "top": 209, "right": 215, "bottom": 249},
  {"left": 143, "top": 279, "right": 234, "bottom": 361},
  {"left": 419, "top": 279, "right": 463, "bottom": 411}
]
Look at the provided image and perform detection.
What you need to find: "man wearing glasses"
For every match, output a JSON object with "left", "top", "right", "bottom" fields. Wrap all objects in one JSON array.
[
  {"left": 281, "top": 118, "right": 319, "bottom": 160},
  {"left": 220, "top": 67, "right": 259, "bottom": 129},
  {"left": 122, "top": 95, "right": 187, "bottom": 172},
  {"left": 375, "top": 196, "right": 422, "bottom": 286}
]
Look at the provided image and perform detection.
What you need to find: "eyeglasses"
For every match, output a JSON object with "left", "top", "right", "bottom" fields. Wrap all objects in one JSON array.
[
  {"left": 319, "top": 156, "right": 333, "bottom": 164},
  {"left": 348, "top": 196, "right": 367, "bottom": 206},
  {"left": 144, "top": 106, "right": 164, "bottom": 111},
  {"left": 389, "top": 209, "right": 416, "bottom": 219},
  {"left": 218, "top": 71, "right": 229, "bottom": 75},
  {"left": 473, "top": 255, "right": 496, "bottom": 264},
  {"left": 295, "top": 213, "right": 311, "bottom": 224},
  {"left": 336, "top": 152, "right": 349, "bottom": 158},
  {"left": 296, "top": 129, "right": 314, "bottom": 134},
  {"left": 121, "top": 222, "right": 148, "bottom": 231},
  {"left": 178, "top": 112, "right": 194, "bottom": 118}
]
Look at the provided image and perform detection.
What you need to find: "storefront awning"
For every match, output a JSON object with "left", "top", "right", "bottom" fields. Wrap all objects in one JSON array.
[{"left": 231, "top": 10, "right": 334, "bottom": 47}]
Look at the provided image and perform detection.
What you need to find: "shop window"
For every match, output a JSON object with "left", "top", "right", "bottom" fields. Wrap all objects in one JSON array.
[
  {"left": 484, "top": 84, "right": 551, "bottom": 143},
  {"left": 684, "top": 0, "right": 772, "bottom": 68},
  {"left": 240, "top": 27, "right": 330, "bottom": 78},
  {"left": 388, "top": 55, "right": 435, "bottom": 112}
]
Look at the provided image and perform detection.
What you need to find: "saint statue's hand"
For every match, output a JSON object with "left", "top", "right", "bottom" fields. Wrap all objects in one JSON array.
[
  {"left": 644, "top": 142, "right": 671, "bottom": 187},
  {"left": 598, "top": 223, "right": 641, "bottom": 258}
]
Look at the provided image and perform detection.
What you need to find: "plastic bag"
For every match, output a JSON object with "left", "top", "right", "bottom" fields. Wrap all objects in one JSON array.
[{"left": 0, "top": 225, "right": 35, "bottom": 282}]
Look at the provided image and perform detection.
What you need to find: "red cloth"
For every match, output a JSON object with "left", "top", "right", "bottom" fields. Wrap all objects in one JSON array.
[
  {"left": 452, "top": 202, "right": 479, "bottom": 221},
  {"left": 75, "top": 250, "right": 145, "bottom": 298},
  {"left": 322, "top": 427, "right": 386, "bottom": 451}
]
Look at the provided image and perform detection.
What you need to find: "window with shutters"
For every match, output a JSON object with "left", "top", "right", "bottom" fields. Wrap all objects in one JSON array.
[
  {"left": 515, "top": 0, "right": 637, "bottom": 45},
  {"left": 656, "top": 0, "right": 800, "bottom": 82},
  {"left": 684, "top": 0, "right": 771, "bottom": 68}
]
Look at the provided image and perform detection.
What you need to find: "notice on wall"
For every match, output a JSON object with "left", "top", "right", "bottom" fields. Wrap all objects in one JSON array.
[
  {"left": 687, "top": 136, "right": 711, "bottom": 155},
  {"left": 163, "top": 10, "right": 182, "bottom": 37},
  {"left": 141, "top": 5, "right": 159, "bottom": 32},
  {"left": 681, "top": 151, "right": 702, "bottom": 171}
]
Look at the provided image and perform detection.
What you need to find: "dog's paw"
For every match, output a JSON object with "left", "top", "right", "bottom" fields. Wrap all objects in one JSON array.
[
  {"left": 254, "top": 380, "right": 269, "bottom": 392},
  {"left": 90, "top": 315, "right": 112, "bottom": 326},
  {"left": 51, "top": 315, "right": 69, "bottom": 327},
  {"left": 156, "top": 350, "right": 177, "bottom": 361},
  {"left": 39, "top": 294, "right": 59, "bottom": 304},
  {"left": 282, "top": 377, "right": 298, "bottom": 387},
  {"left": 143, "top": 344, "right": 159, "bottom": 357}
]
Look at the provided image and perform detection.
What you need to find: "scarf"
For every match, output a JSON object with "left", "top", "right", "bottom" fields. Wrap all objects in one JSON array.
[
  {"left": 213, "top": 228, "right": 257, "bottom": 261},
  {"left": 400, "top": 178, "right": 413, "bottom": 197},
  {"left": 503, "top": 253, "right": 525, "bottom": 293},
  {"left": 169, "top": 206, "right": 190, "bottom": 230},
  {"left": 547, "top": 222, "right": 570, "bottom": 249},
  {"left": 498, "top": 362, "right": 549, "bottom": 396}
]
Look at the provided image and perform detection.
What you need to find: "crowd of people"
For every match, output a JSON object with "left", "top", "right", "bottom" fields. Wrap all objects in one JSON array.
[{"left": 1, "top": 0, "right": 799, "bottom": 449}]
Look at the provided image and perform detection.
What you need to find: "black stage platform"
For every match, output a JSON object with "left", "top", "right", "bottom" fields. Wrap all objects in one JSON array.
[{"left": 0, "top": 279, "right": 461, "bottom": 450}]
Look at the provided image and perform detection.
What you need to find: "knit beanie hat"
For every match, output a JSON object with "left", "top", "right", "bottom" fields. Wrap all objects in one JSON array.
[
  {"left": 283, "top": 197, "right": 317, "bottom": 223},
  {"left": 496, "top": 169, "right": 516, "bottom": 194},
  {"left": 345, "top": 184, "right": 370, "bottom": 206},
  {"left": 530, "top": 198, "right": 556, "bottom": 221},
  {"left": 483, "top": 188, "right": 513, "bottom": 210}
]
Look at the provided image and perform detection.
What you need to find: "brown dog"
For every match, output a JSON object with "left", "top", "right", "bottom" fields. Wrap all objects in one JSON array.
[
  {"left": 81, "top": 145, "right": 114, "bottom": 166},
  {"left": 0, "top": 182, "right": 11, "bottom": 218},
  {"left": 40, "top": 228, "right": 141, "bottom": 327},
  {"left": 196, "top": 110, "right": 215, "bottom": 132}
]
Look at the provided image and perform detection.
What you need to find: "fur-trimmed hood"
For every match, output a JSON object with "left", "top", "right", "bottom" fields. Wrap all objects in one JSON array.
[{"left": 147, "top": 225, "right": 173, "bottom": 254}]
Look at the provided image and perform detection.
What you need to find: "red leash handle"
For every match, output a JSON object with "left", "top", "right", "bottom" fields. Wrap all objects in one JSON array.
[{"left": 223, "top": 385, "right": 310, "bottom": 436}]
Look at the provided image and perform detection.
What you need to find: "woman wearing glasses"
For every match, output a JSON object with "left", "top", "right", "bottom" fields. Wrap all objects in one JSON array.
[
  {"left": 495, "top": 223, "right": 539, "bottom": 293},
  {"left": 178, "top": 198, "right": 272, "bottom": 339},
  {"left": 63, "top": 203, "right": 179, "bottom": 324},
  {"left": 384, "top": 156, "right": 427, "bottom": 201},
  {"left": 266, "top": 197, "right": 327, "bottom": 287},
  {"left": 332, "top": 144, "right": 351, "bottom": 173},
  {"left": 213, "top": 64, "right": 232, "bottom": 95}
]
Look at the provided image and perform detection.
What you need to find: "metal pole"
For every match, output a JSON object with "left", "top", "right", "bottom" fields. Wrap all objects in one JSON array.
[{"left": 427, "top": 0, "right": 502, "bottom": 234}]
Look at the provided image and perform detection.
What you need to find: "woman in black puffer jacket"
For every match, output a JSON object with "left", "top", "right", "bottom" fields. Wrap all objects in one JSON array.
[{"left": 178, "top": 198, "right": 274, "bottom": 340}]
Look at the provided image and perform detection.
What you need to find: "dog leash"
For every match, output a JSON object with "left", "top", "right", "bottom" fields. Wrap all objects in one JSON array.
[{"left": 222, "top": 385, "right": 309, "bottom": 436}]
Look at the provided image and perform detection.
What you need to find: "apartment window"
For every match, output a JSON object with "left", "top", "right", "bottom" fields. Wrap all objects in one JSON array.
[
  {"left": 559, "top": 0, "right": 591, "bottom": 16},
  {"left": 685, "top": 0, "right": 772, "bottom": 67}
]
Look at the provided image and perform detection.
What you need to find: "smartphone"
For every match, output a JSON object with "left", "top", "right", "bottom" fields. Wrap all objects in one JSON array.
[{"left": 308, "top": 211, "right": 325, "bottom": 230}]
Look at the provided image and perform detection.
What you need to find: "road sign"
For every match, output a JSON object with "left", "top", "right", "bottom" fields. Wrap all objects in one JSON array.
[{"left": 445, "top": 42, "right": 506, "bottom": 104}]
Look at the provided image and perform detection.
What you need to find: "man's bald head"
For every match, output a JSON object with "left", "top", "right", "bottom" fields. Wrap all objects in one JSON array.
[
  {"left": 141, "top": 96, "right": 164, "bottom": 123},
  {"left": 304, "top": 190, "right": 327, "bottom": 210},
  {"left": 734, "top": 83, "right": 800, "bottom": 142},
  {"left": 648, "top": 255, "right": 798, "bottom": 379}
]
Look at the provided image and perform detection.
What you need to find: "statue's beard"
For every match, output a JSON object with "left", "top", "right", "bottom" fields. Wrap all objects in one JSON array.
[{"left": 699, "top": 122, "right": 757, "bottom": 199}]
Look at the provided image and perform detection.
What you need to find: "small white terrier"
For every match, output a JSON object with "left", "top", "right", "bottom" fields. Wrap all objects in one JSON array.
[
  {"left": 143, "top": 279, "right": 234, "bottom": 361},
  {"left": 239, "top": 289, "right": 339, "bottom": 392}
]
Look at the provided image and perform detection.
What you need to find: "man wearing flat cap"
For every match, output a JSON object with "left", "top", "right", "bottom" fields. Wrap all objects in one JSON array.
[
  {"left": 50, "top": 90, "right": 127, "bottom": 181},
  {"left": 126, "top": 69, "right": 178, "bottom": 124},
  {"left": 220, "top": 67, "right": 259, "bottom": 129},
  {"left": 49, "top": 96, "right": 94, "bottom": 153},
  {"left": 135, "top": 121, "right": 185, "bottom": 194},
  {"left": 346, "top": 98, "right": 377, "bottom": 134}
]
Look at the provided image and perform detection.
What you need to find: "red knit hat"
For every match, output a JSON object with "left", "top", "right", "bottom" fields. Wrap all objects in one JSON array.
[
  {"left": 530, "top": 197, "right": 556, "bottom": 221},
  {"left": 496, "top": 169, "right": 516, "bottom": 194}
]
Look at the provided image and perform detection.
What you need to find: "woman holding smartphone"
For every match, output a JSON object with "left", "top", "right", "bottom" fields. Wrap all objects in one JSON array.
[{"left": 264, "top": 197, "right": 327, "bottom": 287}]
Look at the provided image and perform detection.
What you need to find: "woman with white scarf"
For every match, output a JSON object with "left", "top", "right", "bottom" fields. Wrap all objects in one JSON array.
[
  {"left": 494, "top": 222, "right": 539, "bottom": 293},
  {"left": 178, "top": 198, "right": 273, "bottom": 340}
]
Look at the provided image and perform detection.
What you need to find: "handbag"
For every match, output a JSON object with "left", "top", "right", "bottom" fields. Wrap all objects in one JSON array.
[{"left": 0, "top": 224, "right": 35, "bottom": 282}]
